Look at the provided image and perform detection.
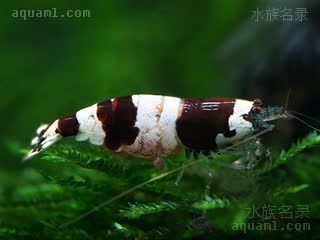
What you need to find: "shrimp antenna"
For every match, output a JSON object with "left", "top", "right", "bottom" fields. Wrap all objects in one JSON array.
[
  {"left": 289, "top": 110, "right": 320, "bottom": 124},
  {"left": 283, "top": 89, "right": 320, "bottom": 132},
  {"left": 284, "top": 88, "right": 292, "bottom": 110},
  {"left": 58, "top": 126, "right": 273, "bottom": 229},
  {"left": 287, "top": 113, "right": 320, "bottom": 133}
]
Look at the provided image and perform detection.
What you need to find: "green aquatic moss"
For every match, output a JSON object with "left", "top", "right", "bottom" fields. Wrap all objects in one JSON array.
[{"left": 0, "top": 132, "right": 319, "bottom": 239}]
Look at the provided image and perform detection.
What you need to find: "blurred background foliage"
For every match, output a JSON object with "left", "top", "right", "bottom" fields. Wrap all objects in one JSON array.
[{"left": 1, "top": 0, "right": 320, "bottom": 239}]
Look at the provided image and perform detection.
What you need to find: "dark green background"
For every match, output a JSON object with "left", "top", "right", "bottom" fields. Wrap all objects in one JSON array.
[{"left": 1, "top": 1, "right": 319, "bottom": 239}]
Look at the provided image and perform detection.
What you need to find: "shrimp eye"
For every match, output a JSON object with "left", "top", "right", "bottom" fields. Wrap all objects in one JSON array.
[
  {"left": 242, "top": 114, "right": 249, "bottom": 119},
  {"left": 251, "top": 106, "right": 263, "bottom": 114}
]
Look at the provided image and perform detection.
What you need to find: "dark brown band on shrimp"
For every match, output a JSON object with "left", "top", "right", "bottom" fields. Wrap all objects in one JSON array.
[
  {"left": 176, "top": 98, "right": 236, "bottom": 150},
  {"left": 97, "top": 96, "right": 139, "bottom": 150},
  {"left": 56, "top": 114, "right": 80, "bottom": 137}
]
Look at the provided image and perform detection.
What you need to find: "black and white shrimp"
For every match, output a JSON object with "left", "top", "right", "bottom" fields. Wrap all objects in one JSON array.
[
  {"left": 23, "top": 94, "right": 292, "bottom": 169},
  {"left": 23, "top": 94, "right": 320, "bottom": 229}
]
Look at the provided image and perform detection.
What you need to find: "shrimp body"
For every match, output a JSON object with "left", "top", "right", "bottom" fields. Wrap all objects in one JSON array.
[{"left": 25, "top": 95, "right": 264, "bottom": 168}]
